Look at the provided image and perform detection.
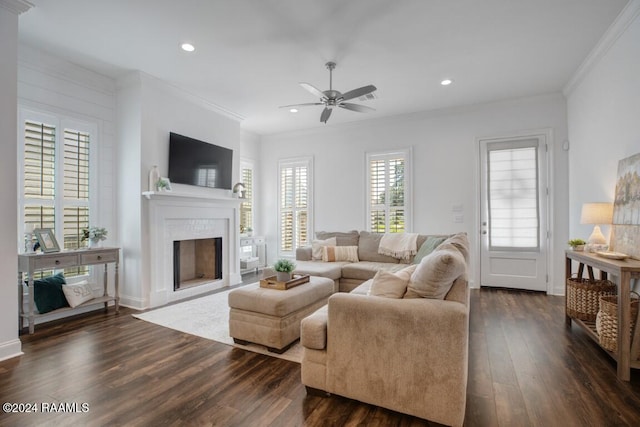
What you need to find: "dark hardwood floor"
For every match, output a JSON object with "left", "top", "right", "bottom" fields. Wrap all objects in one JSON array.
[{"left": 2, "top": 287, "right": 640, "bottom": 426}]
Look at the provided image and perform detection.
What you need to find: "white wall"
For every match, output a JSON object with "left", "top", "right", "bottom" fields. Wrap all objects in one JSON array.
[
  {"left": 566, "top": 1, "right": 640, "bottom": 242},
  {"left": 260, "top": 93, "right": 570, "bottom": 294},
  {"left": 0, "top": 2, "right": 24, "bottom": 361},
  {"left": 116, "top": 72, "right": 242, "bottom": 309}
]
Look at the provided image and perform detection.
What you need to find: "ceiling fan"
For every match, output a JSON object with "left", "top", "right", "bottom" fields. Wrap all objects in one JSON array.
[{"left": 280, "top": 61, "right": 377, "bottom": 124}]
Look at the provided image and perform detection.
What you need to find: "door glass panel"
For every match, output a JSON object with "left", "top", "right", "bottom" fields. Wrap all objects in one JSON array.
[{"left": 487, "top": 143, "right": 539, "bottom": 251}]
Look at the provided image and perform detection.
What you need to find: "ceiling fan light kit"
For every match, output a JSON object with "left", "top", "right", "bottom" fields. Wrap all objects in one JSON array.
[{"left": 280, "top": 61, "right": 377, "bottom": 124}]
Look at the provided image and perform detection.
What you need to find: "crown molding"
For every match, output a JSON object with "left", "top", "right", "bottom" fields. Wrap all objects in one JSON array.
[
  {"left": 564, "top": 0, "right": 640, "bottom": 96},
  {"left": 0, "top": 0, "right": 33, "bottom": 14}
]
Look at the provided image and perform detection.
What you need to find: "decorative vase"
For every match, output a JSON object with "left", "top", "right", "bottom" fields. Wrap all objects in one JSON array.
[
  {"left": 276, "top": 271, "right": 291, "bottom": 282},
  {"left": 149, "top": 165, "right": 160, "bottom": 192},
  {"left": 89, "top": 238, "right": 102, "bottom": 248}
]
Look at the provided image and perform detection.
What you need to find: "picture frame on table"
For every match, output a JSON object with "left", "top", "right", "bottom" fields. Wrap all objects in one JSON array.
[{"left": 34, "top": 228, "right": 60, "bottom": 253}]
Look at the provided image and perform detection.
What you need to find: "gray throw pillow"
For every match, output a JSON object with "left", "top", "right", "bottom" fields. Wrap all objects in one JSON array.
[{"left": 413, "top": 236, "right": 447, "bottom": 264}]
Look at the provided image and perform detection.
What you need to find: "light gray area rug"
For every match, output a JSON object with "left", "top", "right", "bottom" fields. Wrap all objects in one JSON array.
[{"left": 132, "top": 285, "right": 303, "bottom": 363}]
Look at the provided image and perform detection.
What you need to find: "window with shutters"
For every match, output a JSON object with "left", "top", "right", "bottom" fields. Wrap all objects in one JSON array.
[
  {"left": 19, "top": 110, "right": 97, "bottom": 277},
  {"left": 240, "top": 161, "right": 254, "bottom": 233},
  {"left": 366, "top": 149, "right": 412, "bottom": 233},
  {"left": 278, "top": 157, "right": 313, "bottom": 256}
]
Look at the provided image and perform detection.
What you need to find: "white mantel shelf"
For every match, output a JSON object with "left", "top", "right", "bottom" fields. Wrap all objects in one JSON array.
[{"left": 142, "top": 190, "right": 242, "bottom": 203}]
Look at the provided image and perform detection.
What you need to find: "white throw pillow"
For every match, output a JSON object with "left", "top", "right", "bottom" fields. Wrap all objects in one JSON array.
[
  {"left": 322, "top": 245, "right": 359, "bottom": 262},
  {"left": 312, "top": 237, "right": 337, "bottom": 260},
  {"left": 368, "top": 265, "right": 417, "bottom": 298},
  {"left": 62, "top": 280, "right": 95, "bottom": 308},
  {"left": 405, "top": 249, "right": 465, "bottom": 299}
]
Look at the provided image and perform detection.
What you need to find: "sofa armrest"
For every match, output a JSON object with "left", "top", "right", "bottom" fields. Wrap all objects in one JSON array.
[
  {"left": 296, "top": 247, "right": 312, "bottom": 261},
  {"left": 301, "top": 305, "right": 328, "bottom": 350},
  {"left": 326, "top": 293, "right": 469, "bottom": 426}
]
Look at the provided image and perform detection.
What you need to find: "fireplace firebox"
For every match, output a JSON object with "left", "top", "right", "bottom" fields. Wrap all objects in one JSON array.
[{"left": 173, "top": 237, "right": 222, "bottom": 290}]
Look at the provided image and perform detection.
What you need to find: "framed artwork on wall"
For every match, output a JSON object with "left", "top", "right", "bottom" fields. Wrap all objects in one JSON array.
[{"left": 611, "top": 152, "right": 640, "bottom": 259}]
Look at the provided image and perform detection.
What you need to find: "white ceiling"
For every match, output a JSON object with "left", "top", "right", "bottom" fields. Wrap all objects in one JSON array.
[{"left": 18, "top": 0, "right": 629, "bottom": 135}]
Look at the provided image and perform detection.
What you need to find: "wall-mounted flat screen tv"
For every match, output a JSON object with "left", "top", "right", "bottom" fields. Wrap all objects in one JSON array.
[{"left": 168, "top": 132, "right": 233, "bottom": 190}]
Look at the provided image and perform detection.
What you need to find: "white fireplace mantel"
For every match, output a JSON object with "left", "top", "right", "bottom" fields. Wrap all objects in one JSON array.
[{"left": 144, "top": 192, "right": 242, "bottom": 308}]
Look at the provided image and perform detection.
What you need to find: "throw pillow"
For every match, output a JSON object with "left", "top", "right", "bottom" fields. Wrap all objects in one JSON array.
[
  {"left": 413, "top": 236, "right": 447, "bottom": 264},
  {"left": 405, "top": 249, "right": 466, "bottom": 299},
  {"left": 315, "top": 230, "right": 360, "bottom": 246},
  {"left": 311, "top": 237, "right": 337, "bottom": 260},
  {"left": 435, "top": 232, "right": 470, "bottom": 262},
  {"left": 368, "top": 265, "right": 417, "bottom": 299},
  {"left": 30, "top": 272, "right": 68, "bottom": 314},
  {"left": 322, "top": 245, "right": 359, "bottom": 262},
  {"left": 62, "top": 280, "right": 95, "bottom": 308}
]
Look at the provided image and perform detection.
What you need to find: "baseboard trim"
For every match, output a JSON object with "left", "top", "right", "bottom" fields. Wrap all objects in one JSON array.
[{"left": 0, "top": 338, "right": 23, "bottom": 362}]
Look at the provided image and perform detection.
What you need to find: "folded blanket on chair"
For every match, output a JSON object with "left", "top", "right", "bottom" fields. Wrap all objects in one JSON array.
[{"left": 378, "top": 233, "right": 418, "bottom": 260}]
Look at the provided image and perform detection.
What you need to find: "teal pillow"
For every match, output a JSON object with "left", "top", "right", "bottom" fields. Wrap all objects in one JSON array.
[
  {"left": 29, "top": 272, "right": 69, "bottom": 314},
  {"left": 413, "top": 236, "right": 446, "bottom": 264}
]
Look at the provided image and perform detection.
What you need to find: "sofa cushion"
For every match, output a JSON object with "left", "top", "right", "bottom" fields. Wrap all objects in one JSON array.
[
  {"left": 293, "top": 260, "right": 347, "bottom": 281},
  {"left": 316, "top": 230, "right": 360, "bottom": 246},
  {"left": 358, "top": 231, "right": 400, "bottom": 263},
  {"left": 341, "top": 261, "right": 406, "bottom": 281},
  {"left": 312, "top": 237, "right": 336, "bottom": 260},
  {"left": 369, "top": 265, "right": 417, "bottom": 298},
  {"left": 413, "top": 236, "right": 447, "bottom": 264},
  {"left": 322, "top": 245, "right": 359, "bottom": 262},
  {"left": 405, "top": 248, "right": 466, "bottom": 299}
]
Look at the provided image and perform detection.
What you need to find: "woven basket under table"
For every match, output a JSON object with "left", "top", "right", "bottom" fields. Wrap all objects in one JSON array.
[
  {"left": 596, "top": 293, "right": 640, "bottom": 354},
  {"left": 566, "top": 277, "right": 616, "bottom": 321}
]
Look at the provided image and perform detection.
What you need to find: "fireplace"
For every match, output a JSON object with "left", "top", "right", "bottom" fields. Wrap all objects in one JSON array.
[{"left": 173, "top": 237, "right": 222, "bottom": 290}]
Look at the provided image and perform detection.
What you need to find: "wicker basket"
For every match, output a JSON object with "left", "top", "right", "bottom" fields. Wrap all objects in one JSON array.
[
  {"left": 596, "top": 292, "right": 640, "bottom": 353},
  {"left": 566, "top": 277, "right": 616, "bottom": 321}
]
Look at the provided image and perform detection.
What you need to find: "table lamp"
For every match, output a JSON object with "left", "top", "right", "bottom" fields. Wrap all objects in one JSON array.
[{"left": 580, "top": 202, "right": 613, "bottom": 244}]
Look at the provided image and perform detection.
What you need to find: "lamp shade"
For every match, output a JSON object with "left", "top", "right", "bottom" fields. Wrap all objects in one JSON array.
[{"left": 580, "top": 202, "right": 613, "bottom": 225}]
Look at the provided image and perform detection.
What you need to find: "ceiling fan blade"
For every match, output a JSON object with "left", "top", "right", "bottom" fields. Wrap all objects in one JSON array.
[
  {"left": 279, "top": 102, "right": 324, "bottom": 109},
  {"left": 340, "top": 85, "right": 377, "bottom": 102},
  {"left": 320, "top": 107, "right": 332, "bottom": 123},
  {"left": 339, "top": 102, "right": 375, "bottom": 113},
  {"left": 300, "top": 82, "right": 327, "bottom": 100}
]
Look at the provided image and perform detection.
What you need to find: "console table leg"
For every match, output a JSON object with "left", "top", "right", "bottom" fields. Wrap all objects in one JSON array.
[
  {"left": 17, "top": 272, "right": 23, "bottom": 331},
  {"left": 114, "top": 261, "right": 120, "bottom": 313}
]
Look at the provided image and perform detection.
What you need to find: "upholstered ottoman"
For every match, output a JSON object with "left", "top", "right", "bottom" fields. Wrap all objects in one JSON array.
[{"left": 228, "top": 276, "right": 334, "bottom": 353}]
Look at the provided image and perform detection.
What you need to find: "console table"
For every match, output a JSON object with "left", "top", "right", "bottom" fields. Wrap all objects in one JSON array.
[
  {"left": 18, "top": 247, "right": 120, "bottom": 334},
  {"left": 565, "top": 250, "right": 640, "bottom": 381}
]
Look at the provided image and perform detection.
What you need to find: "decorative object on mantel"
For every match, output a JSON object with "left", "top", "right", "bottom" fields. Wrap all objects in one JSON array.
[
  {"left": 232, "top": 182, "right": 246, "bottom": 198},
  {"left": 568, "top": 238, "right": 586, "bottom": 251},
  {"left": 273, "top": 258, "right": 296, "bottom": 282},
  {"left": 611, "top": 152, "right": 640, "bottom": 260},
  {"left": 149, "top": 165, "right": 160, "bottom": 192},
  {"left": 156, "top": 177, "right": 172, "bottom": 192},
  {"left": 82, "top": 227, "right": 108, "bottom": 248}
]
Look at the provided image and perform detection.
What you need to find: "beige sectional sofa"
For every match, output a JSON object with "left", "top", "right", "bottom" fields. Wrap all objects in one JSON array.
[
  {"left": 295, "top": 230, "right": 449, "bottom": 292},
  {"left": 299, "top": 231, "right": 470, "bottom": 426}
]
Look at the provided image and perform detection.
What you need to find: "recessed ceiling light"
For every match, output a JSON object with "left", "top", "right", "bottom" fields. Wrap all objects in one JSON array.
[
  {"left": 289, "top": 108, "right": 298, "bottom": 113},
  {"left": 441, "top": 79, "right": 453, "bottom": 86},
  {"left": 181, "top": 43, "right": 195, "bottom": 52}
]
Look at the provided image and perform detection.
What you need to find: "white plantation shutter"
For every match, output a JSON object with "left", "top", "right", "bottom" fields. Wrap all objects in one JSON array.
[
  {"left": 487, "top": 141, "right": 539, "bottom": 250},
  {"left": 279, "top": 158, "right": 312, "bottom": 256},
  {"left": 240, "top": 164, "right": 254, "bottom": 231},
  {"left": 367, "top": 150, "right": 411, "bottom": 233},
  {"left": 19, "top": 112, "right": 96, "bottom": 277}
]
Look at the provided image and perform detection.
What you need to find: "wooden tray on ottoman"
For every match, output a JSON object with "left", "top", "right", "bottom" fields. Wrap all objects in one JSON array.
[{"left": 260, "top": 274, "right": 310, "bottom": 290}]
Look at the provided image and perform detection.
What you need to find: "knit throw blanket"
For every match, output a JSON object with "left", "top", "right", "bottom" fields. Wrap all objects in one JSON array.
[{"left": 378, "top": 233, "right": 419, "bottom": 260}]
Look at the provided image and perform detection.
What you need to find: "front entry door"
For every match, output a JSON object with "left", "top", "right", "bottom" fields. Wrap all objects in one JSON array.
[{"left": 480, "top": 134, "right": 548, "bottom": 292}]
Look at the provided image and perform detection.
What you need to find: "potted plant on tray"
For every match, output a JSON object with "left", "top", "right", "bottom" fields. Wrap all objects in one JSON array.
[
  {"left": 274, "top": 259, "right": 296, "bottom": 282},
  {"left": 568, "top": 238, "right": 586, "bottom": 251}
]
